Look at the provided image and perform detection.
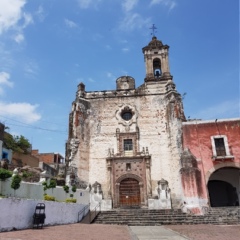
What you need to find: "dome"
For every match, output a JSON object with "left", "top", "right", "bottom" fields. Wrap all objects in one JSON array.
[
  {"left": 142, "top": 36, "right": 168, "bottom": 52},
  {"left": 148, "top": 36, "right": 163, "bottom": 48}
]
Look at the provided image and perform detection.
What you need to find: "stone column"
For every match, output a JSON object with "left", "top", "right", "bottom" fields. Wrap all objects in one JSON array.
[
  {"left": 139, "top": 182, "right": 144, "bottom": 205},
  {"left": 165, "top": 53, "right": 170, "bottom": 73},
  {"left": 106, "top": 159, "right": 112, "bottom": 199},
  {"left": 146, "top": 158, "right": 152, "bottom": 197},
  {"left": 115, "top": 183, "right": 120, "bottom": 208}
]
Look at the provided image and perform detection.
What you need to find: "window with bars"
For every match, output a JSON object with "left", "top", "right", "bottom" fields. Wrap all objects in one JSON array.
[
  {"left": 214, "top": 138, "right": 226, "bottom": 156},
  {"left": 211, "top": 135, "right": 232, "bottom": 159}
]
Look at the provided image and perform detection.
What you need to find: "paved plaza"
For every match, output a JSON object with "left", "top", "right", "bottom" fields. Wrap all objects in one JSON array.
[{"left": 0, "top": 224, "right": 239, "bottom": 240}]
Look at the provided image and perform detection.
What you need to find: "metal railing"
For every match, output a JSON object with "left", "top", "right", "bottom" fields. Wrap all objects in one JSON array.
[
  {"left": 78, "top": 202, "right": 101, "bottom": 224},
  {"left": 78, "top": 204, "right": 90, "bottom": 222},
  {"left": 89, "top": 202, "right": 101, "bottom": 223}
]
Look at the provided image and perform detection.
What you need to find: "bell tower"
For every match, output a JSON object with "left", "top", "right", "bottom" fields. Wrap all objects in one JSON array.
[{"left": 142, "top": 36, "right": 172, "bottom": 82}]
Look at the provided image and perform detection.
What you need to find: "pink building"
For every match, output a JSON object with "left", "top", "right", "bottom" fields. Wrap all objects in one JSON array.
[{"left": 181, "top": 118, "right": 240, "bottom": 212}]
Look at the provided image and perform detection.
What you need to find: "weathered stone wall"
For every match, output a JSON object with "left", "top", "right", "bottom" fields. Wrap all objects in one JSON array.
[
  {"left": 66, "top": 36, "right": 186, "bottom": 208},
  {"left": 67, "top": 80, "right": 184, "bottom": 207}
]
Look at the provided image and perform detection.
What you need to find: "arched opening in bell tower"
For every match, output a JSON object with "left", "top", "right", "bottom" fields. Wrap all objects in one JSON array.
[
  {"left": 207, "top": 167, "right": 240, "bottom": 207},
  {"left": 153, "top": 58, "right": 161, "bottom": 77}
]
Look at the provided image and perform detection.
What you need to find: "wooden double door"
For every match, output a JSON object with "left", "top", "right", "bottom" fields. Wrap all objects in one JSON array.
[{"left": 119, "top": 178, "right": 140, "bottom": 207}]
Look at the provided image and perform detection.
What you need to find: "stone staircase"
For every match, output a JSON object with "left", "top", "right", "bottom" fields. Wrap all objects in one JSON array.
[{"left": 93, "top": 207, "right": 240, "bottom": 225}]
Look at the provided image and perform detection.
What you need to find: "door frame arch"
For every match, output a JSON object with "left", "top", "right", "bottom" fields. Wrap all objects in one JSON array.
[
  {"left": 206, "top": 162, "right": 240, "bottom": 183},
  {"left": 207, "top": 164, "right": 240, "bottom": 207},
  {"left": 115, "top": 173, "right": 144, "bottom": 208}
]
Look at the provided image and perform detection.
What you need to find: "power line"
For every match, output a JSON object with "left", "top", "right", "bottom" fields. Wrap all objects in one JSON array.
[
  {"left": 0, "top": 109, "right": 68, "bottom": 127},
  {"left": 5, "top": 122, "right": 67, "bottom": 134},
  {"left": 0, "top": 115, "right": 68, "bottom": 135}
]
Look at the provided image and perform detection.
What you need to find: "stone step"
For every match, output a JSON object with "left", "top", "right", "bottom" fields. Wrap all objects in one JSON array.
[{"left": 93, "top": 207, "right": 240, "bottom": 225}]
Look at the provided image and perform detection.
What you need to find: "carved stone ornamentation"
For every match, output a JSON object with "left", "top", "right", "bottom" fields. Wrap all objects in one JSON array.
[{"left": 157, "top": 178, "right": 171, "bottom": 209}]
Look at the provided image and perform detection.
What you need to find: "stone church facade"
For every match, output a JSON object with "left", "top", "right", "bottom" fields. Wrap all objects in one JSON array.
[{"left": 66, "top": 36, "right": 240, "bottom": 213}]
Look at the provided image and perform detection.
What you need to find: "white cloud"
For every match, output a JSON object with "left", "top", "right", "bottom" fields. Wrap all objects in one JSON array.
[
  {"left": 0, "top": 0, "right": 26, "bottom": 34},
  {"left": 193, "top": 99, "right": 240, "bottom": 120},
  {"left": 77, "top": 0, "right": 101, "bottom": 9},
  {"left": 92, "top": 33, "right": 103, "bottom": 41},
  {"left": 64, "top": 18, "right": 78, "bottom": 28},
  {"left": 0, "top": 72, "right": 14, "bottom": 95},
  {"left": 22, "top": 12, "right": 33, "bottom": 28},
  {"left": 0, "top": 102, "right": 41, "bottom": 124},
  {"left": 106, "top": 72, "right": 116, "bottom": 81},
  {"left": 150, "top": 0, "right": 177, "bottom": 11},
  {"left": 122, "top": 0, "right": 138, "bottom": 12},
  {"left": 88, "top": 77, "right": 95, "bottom": 83},
  {"left": 119, "top": 13, "right": 151, "bottom": 31},
  {"left": 0, "top": 0, "right": 33, "bottom": 43},
  {"left": 107, "top": 72, "right": 113, "bottom": 78},
  {"left": 122, "top": 47, "right": 129, "bottom": 52},
  {"left": 35, "top": 5, "right": 45, "bottom": 22},
  {"left": 105, "top": 45, "right": 112, "bottom": 50},
  {"left": 0, "top": 72, "right": 14, "bottom": 87},
  {"left": 14, "top": 33, "right": 24, "bottom": 43},
  {"left": 0, "top": 42, "right": 15, "bottom": 71},
  {"left": 24, "top": 60, "right": 39, "bottom": 78}
]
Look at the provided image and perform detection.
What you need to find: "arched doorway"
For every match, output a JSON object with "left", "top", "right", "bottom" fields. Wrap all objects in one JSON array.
[
  {"left": 119, "top": 178, "right": 140, "bottom": 207},
  {"left": 208, "top": 167, "right": 240, "bottom": 207}
]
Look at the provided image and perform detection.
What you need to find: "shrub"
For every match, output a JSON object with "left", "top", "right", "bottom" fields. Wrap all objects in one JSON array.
[
  {"left": 42, "top": 179, "right": 57, "bottom": 192},
  {"left": 11, "top": 174, "right": 22, "bottom": 191},
  {"left": 49, "top": 179, "right": 56, "bottom": 189},
  {"left": 22, "top": 171, "right": 33, "bottom": 178},
  {"left": 42, "top": 181, "right": 48, "bottom": 191},
  {"left": 65, "top": 198, "right": 77, "bottom": 203},
  {"left": 63, "top": 185, "right": 69, "bottom": 193},
  {"left": 0, "top": 169, "right": 12, "bottom": 181},
  {"left": 44, "top": 194, "right": 55, "bottom": 201},
  {"left": 71, "top": 185, "right": 77, "bottom": 193}
]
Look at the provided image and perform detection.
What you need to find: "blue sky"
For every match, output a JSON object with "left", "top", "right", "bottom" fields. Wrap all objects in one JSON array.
[{"left": 0, "top": 0, "right": 239, "bottom": 156}]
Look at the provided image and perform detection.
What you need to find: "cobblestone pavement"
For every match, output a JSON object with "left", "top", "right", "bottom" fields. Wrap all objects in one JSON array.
[
  {"left": 165, "top": 224, "right": 240, "bottom": 240},
  {"left": 0, "top": 224, "right": 240, "bottom": 240}
]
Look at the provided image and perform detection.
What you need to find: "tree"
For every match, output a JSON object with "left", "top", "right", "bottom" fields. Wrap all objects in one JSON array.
[
  {"left": 16, "top": 135, "right": 31, "bottom": 153},
  {"left": 3, "top": 134, "right": 31, "bottom": 154},
  {"left": 42, "top": 179, "right": 57, "bottom": 193},
  {"left": 11, "top": 174, "right": 22, "bottom": 196},
  {"left": 0, "top": 169, "right": 12, "bottom": 181}
]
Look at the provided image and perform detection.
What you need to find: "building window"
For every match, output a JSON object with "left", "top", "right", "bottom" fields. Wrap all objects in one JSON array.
[
  {"left": 2, "top": 151, "right": 8, "bottom": 159},
  {"left": 122, "top": 112, "right": 132, "bottom": 121},
  {"left": 214, "top": 138, "right": 226, "bottom": 156},
  {"left": 121, "top": 106, "right": 133, "bottom": 121},
  {"left": 123, "top": 139, "right": 133, "bottom": 157},
  {"left": 124, "top": 139, "right": 133, "bottom": 151},
  {"left": 211, "top": 135, "right": 232, "bottom": 159}
]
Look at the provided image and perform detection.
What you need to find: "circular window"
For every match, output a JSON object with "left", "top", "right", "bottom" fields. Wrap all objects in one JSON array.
[{"left": 122, "top": 111, "right": 132, "bottom": 121}]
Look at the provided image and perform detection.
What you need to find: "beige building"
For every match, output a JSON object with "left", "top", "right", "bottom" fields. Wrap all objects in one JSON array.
[{"left": 66, "top": 36, "right": 186, "bottom": 210}]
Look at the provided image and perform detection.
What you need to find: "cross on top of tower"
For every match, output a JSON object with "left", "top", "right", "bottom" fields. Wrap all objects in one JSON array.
[{"left": 150, "top": 24, "right": 157, "bottom": 37}]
